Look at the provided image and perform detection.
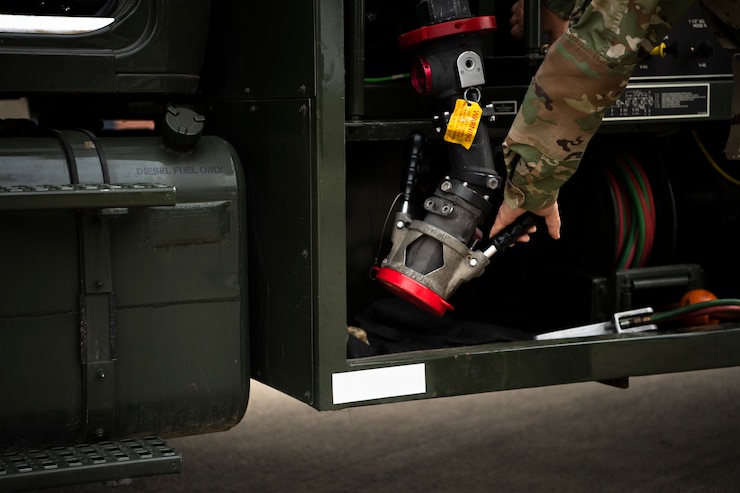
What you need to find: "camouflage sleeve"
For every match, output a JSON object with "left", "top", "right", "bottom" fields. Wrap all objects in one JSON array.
[{"left": 502, "top": 0, "right": 694, "bottom": 211}]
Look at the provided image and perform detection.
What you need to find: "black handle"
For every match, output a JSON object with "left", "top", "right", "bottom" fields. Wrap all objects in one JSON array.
[{"left": 488, "top": 213, "right": 538, "bottom": 254}]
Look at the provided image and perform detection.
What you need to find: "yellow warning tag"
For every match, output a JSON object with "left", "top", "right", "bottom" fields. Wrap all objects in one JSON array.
[{"left": 443, "top": 99, "right": 482, "bottom": 150}]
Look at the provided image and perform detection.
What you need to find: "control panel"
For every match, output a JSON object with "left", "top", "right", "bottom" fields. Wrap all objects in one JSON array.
[{"left": 605, "top": 3, "right": 733, "bottom": 122}]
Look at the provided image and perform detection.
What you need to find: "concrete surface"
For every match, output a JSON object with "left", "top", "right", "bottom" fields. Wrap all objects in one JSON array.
[{"left": 25, "top": 366, "right": 740, "bottom": 493}]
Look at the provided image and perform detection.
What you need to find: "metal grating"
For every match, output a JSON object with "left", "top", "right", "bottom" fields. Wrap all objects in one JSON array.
[
  {"left": 0, "top": 436, "right": 182, "bottom": 492},
  {"left": 0, "top": 183, "right": 177, "bottom": 211}
]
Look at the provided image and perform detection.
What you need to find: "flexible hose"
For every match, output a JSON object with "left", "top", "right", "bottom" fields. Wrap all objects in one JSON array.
[
  {"left": 691, "top": 129, "right": 740, "bottom": 186},
  {"left": 605, "top": 149, "right": 656, "bottom": 269}
]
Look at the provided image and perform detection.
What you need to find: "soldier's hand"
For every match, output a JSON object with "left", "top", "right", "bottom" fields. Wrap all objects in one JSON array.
[{"left": 489, "top": 202, "right": 561, "bottom": 242}]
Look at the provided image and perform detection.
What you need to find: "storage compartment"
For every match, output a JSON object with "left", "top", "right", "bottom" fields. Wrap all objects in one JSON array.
[
  {"left": 202, "top": 0, "right": 740, "bottom": 411},
  {"left": 344, "top": 126, "right": 740, "bottom": 351}
]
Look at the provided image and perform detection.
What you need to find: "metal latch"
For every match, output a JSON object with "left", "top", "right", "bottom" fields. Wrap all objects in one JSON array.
[{"left": 535, "top": 307, "right": 657, "bottom": 340}]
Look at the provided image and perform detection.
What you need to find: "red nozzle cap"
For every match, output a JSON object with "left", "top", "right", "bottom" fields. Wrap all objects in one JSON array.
[{"left": 374, "top": 266, "right": 454, "bottom": 317}]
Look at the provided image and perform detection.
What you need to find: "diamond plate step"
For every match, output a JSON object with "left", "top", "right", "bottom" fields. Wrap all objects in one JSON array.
[{"left": 0, "top": 436, "right": 182, "bottom": 492}]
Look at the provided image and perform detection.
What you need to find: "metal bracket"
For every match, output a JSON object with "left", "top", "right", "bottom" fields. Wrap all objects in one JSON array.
[
  {"left": 457, "top": 51, "right": 485, "bottom": 88},
  {"left": 79, "top": 211, "right": 117, "bottom": 442}
]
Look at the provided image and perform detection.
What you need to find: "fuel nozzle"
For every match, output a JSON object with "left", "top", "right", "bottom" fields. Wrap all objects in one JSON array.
[
  {"left": 373, "top": 131, "right": 503, "bottom": 316},
  {"left": 373, "top": 167, "right": 537, "bottom": 316},
  {"left": 372, "top": 2, "right": 503, "bottom": 316},
  {"left": 370, "top": 0, "right": 546, "bottom": 315}
]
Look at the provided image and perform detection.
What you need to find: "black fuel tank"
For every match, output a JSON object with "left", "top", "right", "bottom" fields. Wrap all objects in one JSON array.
[{"left": 0, "top": 130, "right": 248, "bottom": 448}]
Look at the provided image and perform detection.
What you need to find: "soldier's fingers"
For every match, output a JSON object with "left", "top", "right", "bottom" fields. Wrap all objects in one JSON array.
[
  {"left": 511, "top": 24, "right": 523, "bottom": 40},
  {"left": 510, "top": 0, "right": 523, "bottom": 17},
  {"left": 510, "top": 0, "right": 524, "bottom": 40},
  {"left": 542, "top": 203, "right": 561, "bottom": 240},
  {"left": 489, "top": 204, "right": 525, "bottom": 238}
]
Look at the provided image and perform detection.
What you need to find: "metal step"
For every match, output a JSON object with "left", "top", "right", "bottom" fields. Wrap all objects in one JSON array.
[
  {"left": 0, "top": 183, "right": 177, "bottom": 211},
  {"left": 0, "top": 436, "right": 182, "bottom": 492}
]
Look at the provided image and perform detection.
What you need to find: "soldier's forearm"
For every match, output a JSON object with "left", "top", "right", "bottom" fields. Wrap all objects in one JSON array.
[{"left": 502, "top": 0, "right": 695, "bottom": 210}]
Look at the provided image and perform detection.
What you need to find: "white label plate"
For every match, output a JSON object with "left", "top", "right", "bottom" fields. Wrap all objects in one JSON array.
[{"left": 332, "top": 363, "right": 427, "bottom": 405}]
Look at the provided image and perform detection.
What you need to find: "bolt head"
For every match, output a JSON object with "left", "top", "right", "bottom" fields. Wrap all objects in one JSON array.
[{"left": 486, "top": 177, "right": 500, "bottom": 189}]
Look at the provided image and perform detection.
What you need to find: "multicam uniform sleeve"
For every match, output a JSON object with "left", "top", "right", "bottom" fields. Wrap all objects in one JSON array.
[{"left": 502, "top": 0, "right": 694, "bottom": 211}]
